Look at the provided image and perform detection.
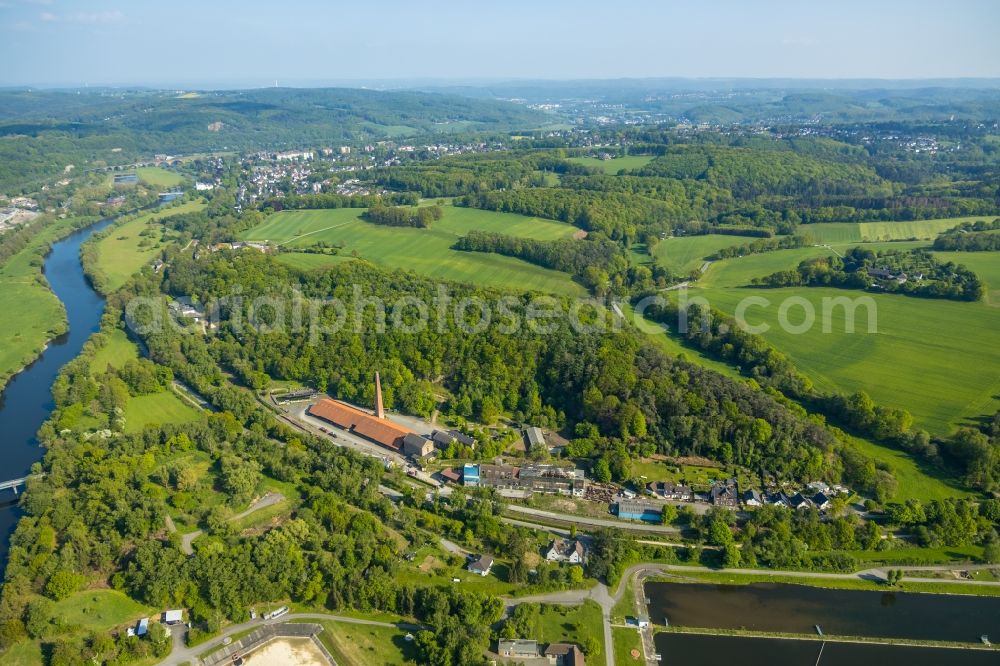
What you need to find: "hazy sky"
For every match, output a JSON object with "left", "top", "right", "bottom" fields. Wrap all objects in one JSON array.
[{"left": 2, "top": 0, "right": 999, "bottom": 86}]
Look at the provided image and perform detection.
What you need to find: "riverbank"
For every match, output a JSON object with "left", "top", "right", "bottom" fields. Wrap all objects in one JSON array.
[
  {"left": 0, "top": 216, "right": 115, "bottom": 567},
  {"left": 0, "top": 214, "right": 101, "bottom": 394}
]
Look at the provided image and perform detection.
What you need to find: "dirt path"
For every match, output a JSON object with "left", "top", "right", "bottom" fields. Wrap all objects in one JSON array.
[{"left": 179, "top": 492, "right": 286, "bottom": 555}]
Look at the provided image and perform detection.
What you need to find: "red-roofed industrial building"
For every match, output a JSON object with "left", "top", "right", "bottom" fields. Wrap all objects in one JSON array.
[{"left": 308, "top": 398, "right": 413, "bottom": 451}]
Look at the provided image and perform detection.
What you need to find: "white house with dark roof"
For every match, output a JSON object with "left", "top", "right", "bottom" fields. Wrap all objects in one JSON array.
[{"left": 545, "top": 538, "right": 586, "bottom": 564}]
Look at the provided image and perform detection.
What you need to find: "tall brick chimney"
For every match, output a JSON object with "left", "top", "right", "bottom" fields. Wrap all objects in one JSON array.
[{"left": 374, "top": 371, "right": 385, "bottom": 419}]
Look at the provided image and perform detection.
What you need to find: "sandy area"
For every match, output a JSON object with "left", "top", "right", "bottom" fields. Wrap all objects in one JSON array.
[{"left": 242, "top": 637, "right": 331, "bottom": 666}]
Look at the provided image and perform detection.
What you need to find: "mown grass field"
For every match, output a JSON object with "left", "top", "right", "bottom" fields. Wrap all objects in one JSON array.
[
  {"left": 314, "top": 620, "right": 417, "bottom": 666},
  {"left": 613, "top": 627, "right": 644, "bottom": 665},
  {"left": 804, "top": 216, "right": 986, "bottom": 244},
  {"left": 136, "top": 166, "right": 186, "bottom": 188},
  {"left": 933, "top": 250, "right": 1000, "bottom": 306},
  {"left": 531, "top": 601, "right": 604, "bottom": 657},
  {"left": 123, "top": 390, "right": 201, "bottom": 433},
  {"left": 94, "top": 199, "right": 205, "bottom": 292},
  {"left": 567, "top": 155, "right": 655, "bottom": 174},
  {"left": 89, "top": 328, "right": 140, "bottom": 372},
  {"left": 243, "top": 205, "right": 586, "bottom": 296}
]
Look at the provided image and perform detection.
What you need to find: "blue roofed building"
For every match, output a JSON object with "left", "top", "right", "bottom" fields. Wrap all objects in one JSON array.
[
  {"left": 463, "top": 463, "right": 480, "bottom": 487},
  {"left": 616, "top": 499, "right": 662, "bottom": 522}
]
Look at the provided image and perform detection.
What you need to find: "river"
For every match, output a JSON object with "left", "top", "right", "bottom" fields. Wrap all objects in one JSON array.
[
  {"left": 647, "top": 580, "right": 1000, "bottom": 664},
  {"left": 0, "top": 218, "right": 115, "bottom": 568}
]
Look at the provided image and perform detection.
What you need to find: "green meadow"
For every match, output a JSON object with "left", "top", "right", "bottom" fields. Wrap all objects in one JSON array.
[
  {"left": 651, "top": 234, "right": 746, "bottom": 274},
  {"left": 93, "top": 199, "right": 205, "bottom": 292},
  {"left": 567, "top": 155, "right": 655, "bottom": 174},
  {"left": 91, "top": 328, "right": 202, "bottom": 433},
  {"left": 686, "top": 244, "right": 1000, "bottom": 435},
  {"left": 243, "top": 205, "right": 586, "bottom": 296},
  {"left": 804, "top": 216, "right": 985, "bottom": 244},
  {"left": 136, "top": 166, "right": 186, "bottom": 188}
]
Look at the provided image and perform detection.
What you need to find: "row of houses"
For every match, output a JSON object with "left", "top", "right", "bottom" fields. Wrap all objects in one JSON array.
[
  {"left": 498, "top": 639, "right": 585, "bottom": 665},
  {"left": 462, "top": 462, "right": 587, "bottom": 497},
  {"left": 645, "top": 477, "right": 840, "bottom": 512}
]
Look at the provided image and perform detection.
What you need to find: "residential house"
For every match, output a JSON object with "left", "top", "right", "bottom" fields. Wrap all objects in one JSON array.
[
  {"left": 498, "top": 639, "right": 538, "bottom": 659},
  {"left": 790, "top": 493, "right": 814, "bottom": 510},
  {"left": 768, "top": 491, "right": 793, "bottom": 508},
  {"left": 742, "top": 489, "right": 763, "bottom": 507},
  {"left": 468, "top": 554, "right": 494, "bottom": 576},
  {"left": 710, "top": 478, "right": 739, "bottom": 508},
  {"left": 544, "top": 643, "right": 586, "bottom": 666},
  {"left": 545, "top": 538, "right": 586, "bottom": 564},
  {"left": 432, "top": 430, "right": 456, "bottom": 449},
  {"left": 647, "top": 481, "right": 692, "bottom": 501},
  {"left": 811, "top": 492, "right": 832, "bottom": 511}
]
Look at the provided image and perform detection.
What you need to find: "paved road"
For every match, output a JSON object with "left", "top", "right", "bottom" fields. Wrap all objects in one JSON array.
[{"left": 160, "top": 612, "right": 422, "bottom": 666}]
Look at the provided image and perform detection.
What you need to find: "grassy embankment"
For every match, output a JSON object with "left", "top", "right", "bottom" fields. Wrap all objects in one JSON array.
[{"left": 0, "top": 215, "right": 99, "bottom": 392}]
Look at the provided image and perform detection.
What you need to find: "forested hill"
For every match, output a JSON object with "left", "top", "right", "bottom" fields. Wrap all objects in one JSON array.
[{"left": 0, "top": 87, "right": 549, "bottom": 192}]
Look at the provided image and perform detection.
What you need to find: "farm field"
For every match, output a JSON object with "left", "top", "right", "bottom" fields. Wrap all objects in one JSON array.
[
  {"left": 803, "top": 216, "right": 987, "bottom": 244},
  {"left": 93, "top": 199, "right": 205, "bottom": 292},
  {"left": 567, "top": 155, "right": 655, "bottom": 174},
  {"left": 641, "top": 232, "right": 1000, "bottom": 437},
  {"left": 243, "top": 205, "right": 586, "bottom": 296},
  {"left": 687, "top": 246, "right": 1000, "bottom": 433},
  {"left": 933, "top": 250, "right": 1000, "bottom": 306},
  {"left": 136, "top": 166, "right": 186, "bottom": 188},
  {"left": 845, "top": 433, "right": 973, "bottom": 502}
]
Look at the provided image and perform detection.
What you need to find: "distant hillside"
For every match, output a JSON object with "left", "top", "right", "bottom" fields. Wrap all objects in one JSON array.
[{"left": 0, "top": 87, "right": 549, "bottom": 193}]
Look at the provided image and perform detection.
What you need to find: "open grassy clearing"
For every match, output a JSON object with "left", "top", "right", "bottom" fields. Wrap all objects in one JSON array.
[
  {"left": 613, "top": 627, "right": 644, "bottom": 665},
  {"left": 243, "top": 205, "right": 586, "bottom": 296},
  {"left": 528, "top": 601, "right": 604, "bottom": 657},
  {"left": 89, "top": 328, "right": 140, "bottom": 372},
  {"left": 122, "top": 390, "right": 201, "bottom": 433},
  {"left": 846, "top": 433, "right": 973, "bottom": 502},
  {"left": 313, "top": 620, "right": 417, "bottom": 666},
  {"left": 803, "top": 216, "right": 987, "bottom": 244},
  {"left": 136, "top": 166, "right": 186, "bottom": 188},
  {"left": 567, "top": 155, "right": 655, "bottom": 174},
  {"left": 650, "top": 234, "right": 747, "bottom": 275},
  {"left": 94, "top": 199, "right": 205, "bottom": 292},
  {"left": 51, "top": 588, "right": 154, "bottom": 632}
]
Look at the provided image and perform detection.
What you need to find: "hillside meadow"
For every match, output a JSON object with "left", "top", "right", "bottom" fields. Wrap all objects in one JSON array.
[
  {"left": 92, "top": 199, "right": 205, "bottom": 292},
  {"left": 242, "top": 205, "right": 587, "bottom": 296},
  {"left": 685, "top": 242, "right": 1000, "bottom": 435},
  {"left": 804, "top": 216, "right": 987, "bottom": 244}
]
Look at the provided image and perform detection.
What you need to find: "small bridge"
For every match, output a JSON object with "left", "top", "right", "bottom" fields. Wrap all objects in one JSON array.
[{"left": 0, "top": 476, "right": 35, "bottom": 495}]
